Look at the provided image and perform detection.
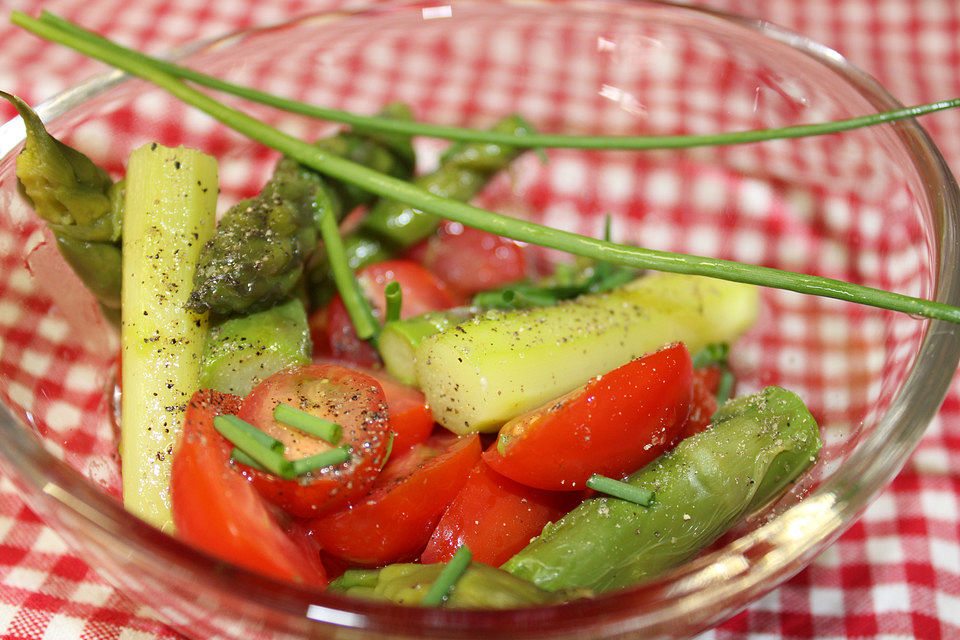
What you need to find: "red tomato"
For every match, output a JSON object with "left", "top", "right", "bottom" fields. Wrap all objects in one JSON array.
[
  {"left": 308, "top": 432, "right": 481, "bottom": 565},
  {"left": 310, "top": 300, "right": 380, "bottom": 367},
  {"left": 421, "top": 460, "right": 580, "bottom": 566},
  {"left": 314, "top": 358, "right": 434, "bottom": 454},
  {"left": 170, "top": 389, "right": 327, "bottom": 586},
  {"left": 483, "top": 343, "right": 693, "bottom": 491},
  {"left": 679, "top": 365, "right": 723, "bottom": 440},
  {"left": 311, "top": 259, "right": 462, "bottom": 366},
  {"left": 405, "top": 220, "right": 529, "bottom": 296},
  {"left": 237, "top": 364, "right": 390, "bottom": 518}
]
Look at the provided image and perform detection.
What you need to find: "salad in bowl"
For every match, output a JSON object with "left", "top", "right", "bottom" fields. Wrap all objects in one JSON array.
[{"left": 0, "top": 1, "right": 958, "bottom": 638}]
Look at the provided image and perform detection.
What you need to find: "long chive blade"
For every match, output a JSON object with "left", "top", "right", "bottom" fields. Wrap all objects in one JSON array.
[
  {"left": 316, "top": 200, "right": 378, "bottom": 340},
  {"left": 421, "top": 545, "right": 472, "bottom": 606},
  {"left": 273, "top": 403, "right": 343, "bottom": 444},
  {"left": 586, "top": 473, "right": 655, "bottom": 507},
  {"left": 13, "top": 12, "right": 960, "bottom": 325},
  {"left": 35, "top": 11, "right": 960, "bottom": 151},
  {"left": 384, "top": 281, "right": 402, "bottom": 323},
  {"left": 289, "top": 445, "right": 352, "bottom": 477},
  {"left": 213, "top": 415, "right": 293, "bottom": 478}
]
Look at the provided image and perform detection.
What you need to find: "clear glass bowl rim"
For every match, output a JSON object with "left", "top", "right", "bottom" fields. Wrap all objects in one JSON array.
[{"left": 0, "top": 0, "right": 958, "bottom": 637}]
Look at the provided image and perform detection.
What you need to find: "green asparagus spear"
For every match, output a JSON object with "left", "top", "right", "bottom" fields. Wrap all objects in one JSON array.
[
  {"left": 328, "top": 561, "right": 588, "bottom": 608},
  {"left": 378, "top": 307, "right": 479, "bottom": 384},
  {"left": 313, "top": 101, "right": 416, "bottom": 208},
  {"left": 187, "top": 104, "right": 416, "bottom": 316},
  {"left": 377, "top": 257, "right": 639, "bottom": 384},
  {"left": 308, "top": 114, "right": 535, "bottom": 307},
  {"left": 501, "top": 386, "right": 823, "bottom": 592},
  {"left": 1, "top": 91, "right": 124, "bottom": 321},
  {"left": 186, "top": 179, "right": 322, "bottom": 316},
  {"left": 360, "top": 114, "right": 535, "bottom": 243},
  {"left": 199, "top": 296, "right": 311, "bottom": 396}
]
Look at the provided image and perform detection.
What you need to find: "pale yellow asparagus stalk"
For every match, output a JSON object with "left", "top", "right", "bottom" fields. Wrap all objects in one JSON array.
[
  {"left": 121, "top": 143, "right": 218, "bottom": 531},
  {"left": 416, "top": 273, "right": 760, "bottom": 434}
]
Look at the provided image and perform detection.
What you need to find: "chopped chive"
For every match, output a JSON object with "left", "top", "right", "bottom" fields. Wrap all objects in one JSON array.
[
  {"left": 213, "top": 414, "right": 284, "bottom": 453},
  {"left": 691, "top": 343, "right": 730, "bottom": 369},
  {"left": 421, "top": 545, "right": 473, "bottom": 606},
  {"left": 17, "top": 11, "right": 960, "bottom": 326},
  {"left": 213, "top": 415, "right": 293, "bottom": 478},
  {"left": 384, "top": 281, "right": 402, "bottom": 323},
  {"left": 586, "top": 473, "right": 655, "bottom": 507},
  {"left": 289, "top": 445, "right": 351, "bottom": 477},
  {"left": 230, "top": 446, "right": 267, "bottom": 472},
  {"left": 715, "top": 369, "right": 736, "bottom": 405},
  {"left": 273, "top": 403, "right": 342, "bottom": 444}
]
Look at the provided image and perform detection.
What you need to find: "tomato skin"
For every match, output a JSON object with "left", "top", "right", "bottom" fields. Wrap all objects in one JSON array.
[
  {"left": 170, "top": 389, "right": 327, "bottom": 586},
  {"left": 405, "top": 220, "right": 529, "bottom": 296},
  {"left": 237, "top": 364, "right": 390, "bottom": 518},
  {"left": 314, "top": 358, "right": 434, "bottom": 454},
  {"left": 483, "top": 343, "right": 694, "bottom": 491},
  {"left": 311, "top": 300, "right": 380, "bottom": 367},
  {"left": 679, "top": 365, "right": 723, "bottom": 440},
  {"left": 421, "top": 460, "right": 580, "bottom": 566},
  {"left": 311, "top": 260, "right": 462, "bottom": 366},
  {"left": 308, "top": 432, "right": 481, "bottom": 565}
]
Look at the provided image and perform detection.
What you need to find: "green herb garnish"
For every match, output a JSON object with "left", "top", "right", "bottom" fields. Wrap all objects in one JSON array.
[
  {"left": 472, "top": 261, "right": 637, "bottom": 310},
  {"left": 273, "top": 403, "right": 343, "bottom": 445},
  {"left": 586, "top": 473, "right": 655, "bottom": 507},
  {"left": 289, "top": 446, "right": 352, "bottom": 477},
  {"left": 384, "top": 281, "right": 402, "bottom": 323},
  {"left": 229, "top": 447, "right": 267, "bottom": 472},
  {"left": 315, "top": 199, "right": 378, "bottom": 341},
  {"left": 421, "top": 546, "right": 473, "bottom": 607},
  {"left": 715, "top": 370, "right": 736, "bottom": 406},
  {"left": 214, "top": 414, "right": 283, "bottom": 453},
  {"left": 213, "top": 414, "right": 292, "bottom": 478},
  {"left": 32, "top": 11, "right": 960, "bottom": 151}
]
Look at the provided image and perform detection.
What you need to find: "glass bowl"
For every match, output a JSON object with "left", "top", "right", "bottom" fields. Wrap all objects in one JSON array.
[{"left": 0, "top": 1, "right": 958, "bottom": 638}]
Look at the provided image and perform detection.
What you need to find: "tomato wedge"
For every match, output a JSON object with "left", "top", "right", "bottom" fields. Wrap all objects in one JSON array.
[
  {"left": 170, "top": 389, "right": 327, "bottom": 586},
  {"left": 405, "top": 220, "right": 530, "bottom": 296},
  {"left": 311, "top": 259, "right": 462, "bottom": 366},
  {"left": 483, "top": 343, "right": 693, "bottom": 491},
  {"left": 314, "top": 359, "right": 434, "bottom": 454},
  {"left": 237, "top": 364, "right": 390, "bottom": 518},
  {"left": 421, "top": 460, "right": 580, "bottom": 566},
  {"left": 311, "top": 298, "right": 380, "bottom": 367},
  {"left": 308, "top": 432, "right": 481, "bottom": 565},
  {"left": 679, "top": 365, "right": 724, "bottom": 440}
]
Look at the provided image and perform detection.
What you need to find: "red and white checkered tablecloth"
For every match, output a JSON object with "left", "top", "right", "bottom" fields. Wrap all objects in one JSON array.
[{"left": 2, "top": 0, "right": 960, "bottom": 638}]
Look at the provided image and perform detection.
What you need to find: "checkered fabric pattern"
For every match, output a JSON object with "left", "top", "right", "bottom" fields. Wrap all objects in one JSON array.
[{"left": 0, "top": 0, "right": 959, "bottom": 638}]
